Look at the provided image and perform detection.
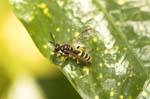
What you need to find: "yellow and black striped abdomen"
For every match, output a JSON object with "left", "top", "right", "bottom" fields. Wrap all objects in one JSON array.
[{"left": 77, "top": 50, "right": 92, "bottom": 64}]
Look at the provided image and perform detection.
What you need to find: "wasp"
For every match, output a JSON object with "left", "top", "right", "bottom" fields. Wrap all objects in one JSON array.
[{"left": 49, "top": 29, "right": 92, "bottom": 65}]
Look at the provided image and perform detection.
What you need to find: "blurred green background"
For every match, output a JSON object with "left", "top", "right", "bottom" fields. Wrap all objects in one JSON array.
[{"left": 0, "top": 0, "right": 81, "bottom": 99}]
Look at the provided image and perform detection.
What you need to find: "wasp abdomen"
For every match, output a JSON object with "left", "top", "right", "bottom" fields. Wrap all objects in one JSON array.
[
  {"left": 76, "top": 45, "right": 92, "bottom": 64},
  {"left": 77, "top": 51, "right": 92, "bottom": 63}
]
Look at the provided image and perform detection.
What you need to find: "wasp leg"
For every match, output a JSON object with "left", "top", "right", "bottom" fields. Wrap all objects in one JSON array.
[
  {"left": 60, "top": 55, "right": 68, "bottom": 62},
  {"left": 56, "top": 53, "right": 61, "bottom": 57},
  {"left": 56, "top": 51, "right": 69, "bottom": 62},
  {"left": 76, "top": 59, "right": 80, "bottom": 64}
]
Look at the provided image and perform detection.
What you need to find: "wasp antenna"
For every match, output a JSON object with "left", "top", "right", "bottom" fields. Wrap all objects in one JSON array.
[
  {"left": 49, "top": 32, "right": 56, "bottom": 44},
  {"left": 49, "top": 41, "right": 55, "bottom": 46}
]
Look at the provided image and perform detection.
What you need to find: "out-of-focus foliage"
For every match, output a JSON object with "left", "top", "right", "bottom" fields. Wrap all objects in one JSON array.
[
  {"left": 0, "top": 0, "right": 81, "bottom": 99},
  {"left": 9, "top": 0, "right": 150, "bottom": 99},
  {"left": 0, "top": 66, "right": 11, "bottom": 97},
  {"left": 38, "top": 75, "right": 82, "bottom": 99}
]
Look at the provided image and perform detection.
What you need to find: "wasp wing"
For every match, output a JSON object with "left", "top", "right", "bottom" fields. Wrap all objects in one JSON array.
[{"left": 72, "top": 27, "right": 94, "bottom": 44}]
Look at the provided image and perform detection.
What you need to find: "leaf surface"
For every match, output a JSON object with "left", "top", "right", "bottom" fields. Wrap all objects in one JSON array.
[{"left": 10, "top": 0, "right": 150, "bottom": 99}]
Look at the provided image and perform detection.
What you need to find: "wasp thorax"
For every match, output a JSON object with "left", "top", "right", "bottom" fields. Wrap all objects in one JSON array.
[
  {"left": 62, "top": 44, "right": 71, "bottom": 50},
  {"left": 61, "top": 44, "right": 73, "bottom": 55}
]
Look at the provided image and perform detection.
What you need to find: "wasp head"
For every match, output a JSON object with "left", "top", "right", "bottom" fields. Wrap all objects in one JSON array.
[{"left": 54, "top": 43, "right": 61, "bottom": 52}]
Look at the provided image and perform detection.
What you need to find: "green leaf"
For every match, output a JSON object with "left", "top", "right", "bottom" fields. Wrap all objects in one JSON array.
[{"left": 9, "top": 0, "right": 150, "bottom": 99}]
